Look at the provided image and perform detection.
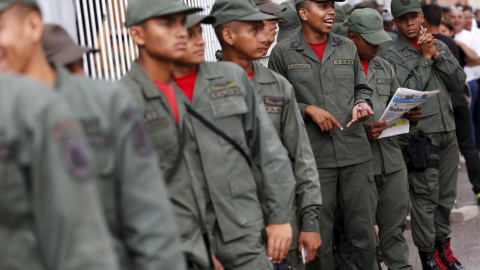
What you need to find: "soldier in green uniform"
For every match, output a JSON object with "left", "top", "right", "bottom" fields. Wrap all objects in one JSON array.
[
  {"left": 0, "top": 1, "right": 187, "bottom": 269},
  {"left": 276, "top": 0, "right": 300, "bottom": 43},
  {"left": 384, "top": 0, "right": 467, "bottom": 269},
  {"left": 210, "top": 1, "right": 323, "bottom": 268},
  {"left": 347, "top": 8, "right": 423, "bottom": 270},
  {"left": 0, "top": 74, "right": 118, "bottom": 270},
  {"left": 269, "top": 0, "right": 379, "bottom": 269}
]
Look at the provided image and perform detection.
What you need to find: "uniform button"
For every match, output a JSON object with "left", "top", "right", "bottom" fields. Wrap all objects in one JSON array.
[
  {"left": 424, "top": 61, "right": 428, "bottom": 65},
  {"left": 309, "top": 221, "right": 315, "bottom": 228}
]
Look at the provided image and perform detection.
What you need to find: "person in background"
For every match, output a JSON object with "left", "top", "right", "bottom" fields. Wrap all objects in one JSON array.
[
  {"left": 254, "top": 0, "right": 285, "bottom": 56},
  {"left": 276, "top": 0, "right": 300, "bottom": 43}
]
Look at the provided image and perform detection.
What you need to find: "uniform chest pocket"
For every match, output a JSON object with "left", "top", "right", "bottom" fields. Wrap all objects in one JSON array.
[
  {"left": 287, "top": 69, "right": 314, "bottom": 82},
  {"left": 377, "top": 84, "right": 391, "bottom": 97},
  {"left": 334, "top": 66, "right": 355, "bottom": 100},
  {"left": 210, "top": 96, "right": 248, "bottom": 145}
]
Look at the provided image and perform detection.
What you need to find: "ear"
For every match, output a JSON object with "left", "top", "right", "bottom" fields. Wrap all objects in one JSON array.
[
  {"left": 25, "top": 11, "right": 43, "bottom": 43},
  {"left": 298, "top": 7, "right": 309, "bottom": 22},
  {"left": 392, "top": 18, "right": 398, "bottom": 29},
  {"left": 420, "top": 12, "right": 424, "bottom": 24},
  {"left": 130, "top": 25, "right": 146, "bottom": 46},
  {"left": 222, "top": 27, "right": 235, "bottom": 46},
  {"left": 348, "top": 32, "right": 355, "bottom": 42}
]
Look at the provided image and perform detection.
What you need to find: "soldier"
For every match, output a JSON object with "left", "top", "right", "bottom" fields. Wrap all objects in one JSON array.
[
  {"left": 0, "top": 73, "right": 118, "bottom": 270},
  {"left": 253, "top": 0, "right": 285, "bottom": 56},
  {"left": 211, "top": 1, "right": 323, "bottom": 268},
  {"left": 384, "top": 0, "right": 467, "bottom": 269},
  {"left": 347, "top": 8, "right": 423, "bottom": 270},
  {"left": 269, "top": 0, "right": 379, "bottom": 269},
  {"left": 0, "top": 1, "right": 186, "bottom": 269},
  {"left": 276, "top": 0, "right": 300, "bottom": 43}
]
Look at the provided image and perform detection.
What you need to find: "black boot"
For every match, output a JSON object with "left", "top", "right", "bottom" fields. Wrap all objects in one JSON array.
[
  {"left": 418, "top": 249, "right": 447, "bottom": 270},
  {"left": 435, "top": 239, "right": 470, "bottom": 270}
]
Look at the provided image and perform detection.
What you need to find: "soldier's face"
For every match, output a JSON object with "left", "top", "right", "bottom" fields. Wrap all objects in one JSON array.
[
  {"left": 300, "top": 0, "right": 335, "bottom": 35},
  {"left": 133, "top": 13, "right": 188, "bottom": 62},
  {"left": 449, "top": 9, "right": 465, "bottom": 33},
  {"left": 229, "top": 21, "right": 267, "bottom": 60},
  {"left": 350, "top": 33, "right": 380, "bottom": 61},
  {"left": 0, "top": 6, "right": 39, "bottom": 73},
  {"left": 177, "top": 24, "right": 205, "bottom": 65},
  {"left": 262, "top": 19, "right": 279, "bottom": 55},
  {"left": 393, "top": 12, "right": 423, "bottom": 42}
]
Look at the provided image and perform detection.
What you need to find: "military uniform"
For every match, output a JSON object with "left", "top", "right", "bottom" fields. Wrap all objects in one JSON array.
[
  {"left": 53, "top": 65, "right": 186, "bottom": 270},
  {"left": 269, "top": 31, "right": 378, "bottom": 270},
  {"left": 0, "top": 74, "right": 117, "bottom": 270},
  {"left": 365, "top": 57, "right": 411, "bottom": 269},
  {"left": 384, "top": 36, "right": 466, "bottom": 249},
  {"left": 121, "top": 61, "right": 211, "bottom": 269},
  {"left": 176, "top": 61, "right": 296, "bottom": 270},
  {"left": 250, "top": 61, "right": 322, "bottom": 270},
  {"left": 346, "top": 8, "right": 412, "bottom": 269}
]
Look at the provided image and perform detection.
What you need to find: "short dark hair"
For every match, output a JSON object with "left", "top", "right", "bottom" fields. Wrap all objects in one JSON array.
[
  {"left": 422, "top": 4, "right": 442, "bottom": 27},
  {"left": 295, "top": 1, "right": 309, "bottom": 22}
]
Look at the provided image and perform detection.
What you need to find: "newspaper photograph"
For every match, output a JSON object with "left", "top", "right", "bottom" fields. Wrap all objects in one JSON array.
[{"left": 378, "top": 88, "right": 440, "bottom": 139}]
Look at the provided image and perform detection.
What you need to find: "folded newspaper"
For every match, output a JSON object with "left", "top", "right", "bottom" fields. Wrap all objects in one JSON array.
[{"left": 377, "top": 88, "right": 440, "bottom": 139}]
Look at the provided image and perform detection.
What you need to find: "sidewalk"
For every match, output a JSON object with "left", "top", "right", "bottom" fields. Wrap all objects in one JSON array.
[{"left": 403, "top": 167, "right": 480, "bottom": 270}]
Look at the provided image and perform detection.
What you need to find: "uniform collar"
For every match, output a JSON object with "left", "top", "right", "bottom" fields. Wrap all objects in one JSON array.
[
  {"left": 367, "top": 57, "right": 383, "bottom": 81},
  {"left": 252, "top": 61, "right": 276, "bottom": 84},
  {"left": 129, "top": 61, "right": 165, "bottom": 100},
  {"left": 288, "top": 31, "right": 345, "bottom": 66},
  {"left": 53, "top": 63, "right": 72, "bottom": 90},
  {"left": 393, "top": 35, "right": 418, "bottom": 52}
]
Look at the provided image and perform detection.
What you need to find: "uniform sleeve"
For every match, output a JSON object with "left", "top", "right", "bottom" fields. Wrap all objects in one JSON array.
[
  {"left": 432, "top": 41, "right": 466, "bottom": 93},
  {"left": 112, "top": 87, "right": 186, "bottom": 270},
  {"left": 353, "top": 51, "right": 374, "bottom": 108},
  {"left": 241, "top": 71, "right": 296, "bottom": 225},
  {"left": 26, "top": 100, "right": 118, "bottom": 270},
  {"left": 269, "top": 46, "right": 310, "bottom": 119},
  {"left": 383, "top": 50, "right": 434, "bottom": 91},
  {"left": 279, "top": 79, "right": 322, "bottom": 232},
  {"left": 389, "top": 64, "right": 400, "bottom": 98}
]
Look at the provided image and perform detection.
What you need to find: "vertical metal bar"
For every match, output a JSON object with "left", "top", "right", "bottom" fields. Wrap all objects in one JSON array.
[
  {"left": 105, "top": 0, "right": 122, "bottom": 80},
  {"left": 123, "top": 0, "right": 137, "bottom": 64},
  {"left": 90, "top": 0, "right": 107, "bottom": 80},
  {"left": 99, "top": 0, "right": 116, "bottom": 80},
  {"left": 118, "top": 0, "right": 132, "bottom": 70},
  {"left": 82, "top": 0, "right": 97, "bottom": 78},
  {"left": 112, "top": 0, "right": 127, "bottom": 76},
  {"left": 93, "top": 0, "right": 110, "bottom": 80},
  {"left": 75, "top": 0, "right": 89, "bottom": 75}
]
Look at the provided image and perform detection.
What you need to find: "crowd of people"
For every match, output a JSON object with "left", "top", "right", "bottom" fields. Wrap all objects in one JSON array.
[{"left": 0, "top": 0, "right": 477, "bottom": 269}]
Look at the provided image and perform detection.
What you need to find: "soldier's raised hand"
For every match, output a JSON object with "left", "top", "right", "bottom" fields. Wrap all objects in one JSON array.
[
  {"left": 305, "top": 105, "right": 343, "bottom": 136},
  {"left": 347, "top": 103, "right": 374, "bottom": 128}
]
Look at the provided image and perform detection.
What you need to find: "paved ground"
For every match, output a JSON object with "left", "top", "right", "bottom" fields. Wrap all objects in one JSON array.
[{"left": 381, "top": 167, "right": 480, "bottom": 269}]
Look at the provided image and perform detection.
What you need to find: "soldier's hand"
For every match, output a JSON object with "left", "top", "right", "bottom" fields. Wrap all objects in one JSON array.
[
  {"left": 305, "top": 105, "right": 343, "bottom": 136},
  {"left": 403, "top": 105, "right": 422, "bottom": 122},
  {"left": 347, "top": 103, "right": 374, "bottom": 128},
  {"left": 418, "top": 28, "right": 439, "bottom": 59},
  {"left": 211, "top": 254, "right": 225, "bottom": 270},
  {"left": 265, "top": 223, "right": 293, "bottom": 264},
  {"left": 364, "top": 120, "right": 387, "bottom": 141},
  {"left": 297, "top": 231, "right": 321, "bottom": 264}
]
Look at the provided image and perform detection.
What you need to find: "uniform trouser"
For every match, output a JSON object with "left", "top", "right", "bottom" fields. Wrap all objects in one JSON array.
[
  {"left": 306, "top": 161, "right": 378, "bottom": 270},
  {"left": 211, "top": 222, "right": 273, "bottom": 270},
  {"left": 287, "top": 249, "right": 304, "bottom": 270},
  {"left": 375, "top": 168, "right": 412, "bottom": 270},
  {"left": 398, "top": 131, "right": 458, "bottom": 249},
  {"left": 453, "top": 93, "right": 480, "bottom": 194}
]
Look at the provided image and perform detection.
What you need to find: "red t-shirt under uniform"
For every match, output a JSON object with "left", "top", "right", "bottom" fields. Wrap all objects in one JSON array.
[
  {"left": 361, "top": 59, "right": 369, "bottom": 77},
  {"left": 410, "top": 41, "right": 420, "bottom": 50},
  {"left": 172, "top": 67, "right": 198, "bottom": 101},
  {"left": 154, "top": 80, "right": 179, "bottom": 123},
  {"left": 308, "top": 40, "right": 328, "bottom": 62}
]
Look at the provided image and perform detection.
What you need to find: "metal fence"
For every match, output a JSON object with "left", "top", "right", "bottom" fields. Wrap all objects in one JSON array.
[{"left": 75, "top": 0, "right": 220, "bottom": 80}]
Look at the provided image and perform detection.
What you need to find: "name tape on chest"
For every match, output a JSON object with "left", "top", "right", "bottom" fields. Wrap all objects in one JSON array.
[
  {"left": 264, "top": 96, "right": 284, "bottom": 114},
  {"left": 144, "top": 110, "right": 169, "bottom": 131},
  {"left": 210, "top": 79, "right": 241, "bottom": 99},
  {"left": 79, "top": 118, "right": 110, "bottom": 147},
  {"left": 376, "top": 78, "right": 392, "bottom": 84},
  {"left": 333, "top": 59, "right": 355, "bottom": 66},
  {"left": 287, "top": 64, "right": 312, "bottom": 70},
  {"left": 401, "top": 54, "right": 419, "bottom": 62}
]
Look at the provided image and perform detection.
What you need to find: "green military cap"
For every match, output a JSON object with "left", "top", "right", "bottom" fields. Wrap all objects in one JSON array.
[
  {"left": 185, "top": 14, "right": 216, "bottom": 29},
  {"left": 0, "top": 0, "right": 38, "bottom": 12},
  {"left": 334, "top": 4, "right": 347, "bottom": 22},
  {"left": 391, "top": 0, "right": 422, "bottom": 18},
  {"left": 42, "top": 24, "right": 97, "bottom": 65},
  {"left": 254, "top": 0, "right": 286, "bottom": 15},
  {"left": 125, "top": 0, "right": 202, "bottom": 27},
  {"left": 277, "top": 0, "right": 300, "bottom": 42},
  {"left": 210, "top": 0, "right": 277, "bottom": 28},
  {"left": 295, "top": 0, "right": 345, "bottom": 5},
  {"left": 347, "top": 8, "right": 391, "bottom": 45},
  {"left": 354, "top": 0, "right": 381, "bottom": 12},
  {"left": 342, "top": 3, "right": 353, "bottom": 14}
]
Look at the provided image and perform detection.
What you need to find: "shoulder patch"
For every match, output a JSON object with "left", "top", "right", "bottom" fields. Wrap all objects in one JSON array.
[
  {"left": 132, "top": 120, "right": 153, "bottom": 156},
  {"left": 387, "top": 60, "right": 396, "bottom": 72},
  {"left": 333, "top": 59, "right": 355, "bottom": 65},
  {"left": 372, "top": 59, "right": 382, "bottom": 68},
  {"left": 290, "top": 41, "right": 301, "bottom": 49},
  {"left": 332, "top": 37, "right": 344, "bottom": 44},
  {"left": 287, "top": 64, "right": 312, "bottom": 70},
  {"left": 62, "top": 134, "right": 91, "bottom": 181}
]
